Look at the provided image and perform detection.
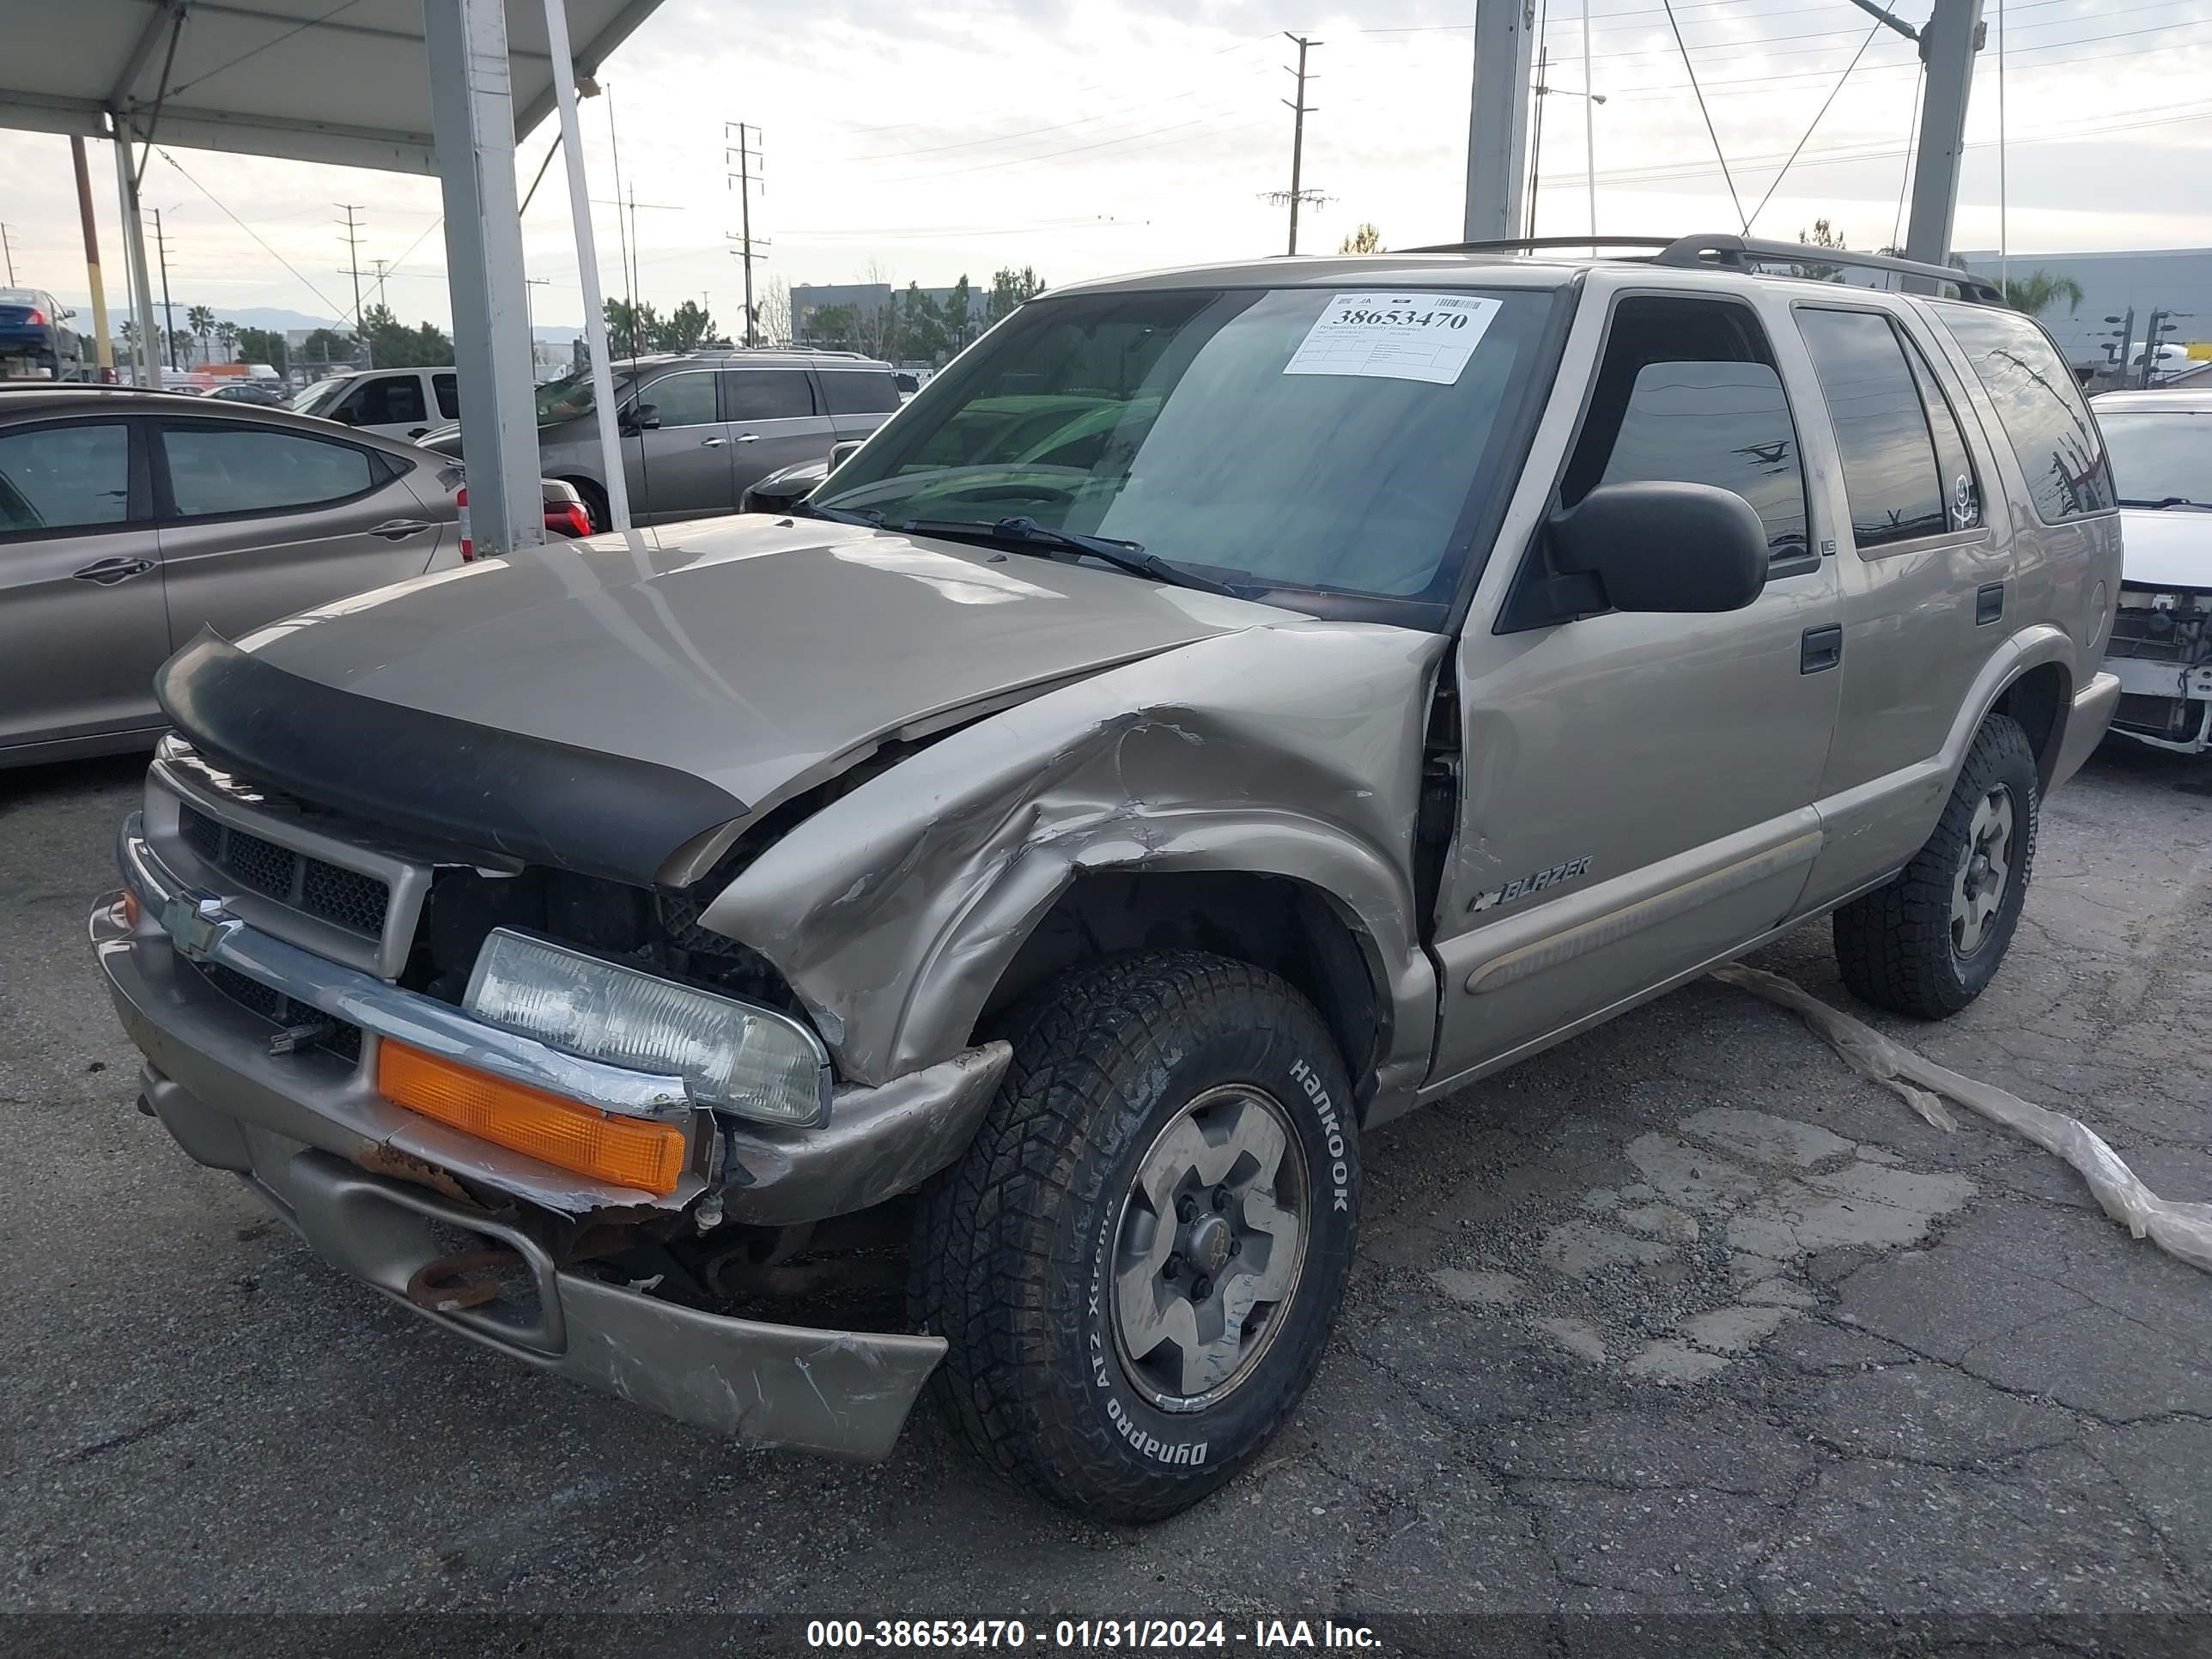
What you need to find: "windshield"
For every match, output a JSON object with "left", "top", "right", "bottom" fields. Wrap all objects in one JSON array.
[
  {"left": 290, "top": 379, "right": 344, "bottom": 414},
  {"left": 813, "top": 285, "right": 1554, "bottom": 611},
  {"left": 2099, "top": 410, "right": 2212, "bottom": 505},
  {"left": 534, "top": 368, "right": 600, "bottom": 424}
]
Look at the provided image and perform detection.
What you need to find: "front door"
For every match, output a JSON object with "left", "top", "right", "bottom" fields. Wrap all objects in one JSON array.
[
  {"left": 721, "top": 367, "right": 836, "bottom": 495},
  {"left": 153, "top": 417, "right": 441, "bottom": 642},
  {"left": 330, "top": 371, "right": 435, "bottom": 441},
  {"left": 625, "top": 368, "right": 732, "bottom": 523},
  {"left": 0, "top": 416, "right": 169, "bottom": 750},
  {"left": 1429, "top": 289, "right": 1844, "bottom": 1085}
]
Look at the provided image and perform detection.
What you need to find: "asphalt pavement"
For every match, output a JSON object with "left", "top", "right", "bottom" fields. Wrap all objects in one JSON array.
[{"left": 3, "top": 741, "right": 2209, "bottom": 1656}]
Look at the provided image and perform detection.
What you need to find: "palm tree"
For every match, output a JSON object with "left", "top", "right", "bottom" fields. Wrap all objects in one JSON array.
[
  {"left": 2002, "top": 270, "right": 2085, "bottom": 319},
  {"left": 186, "top": 304, "right": 216, "bottom": 366},
  {"left": 215, "top": 319, "right": 239, "bottom": 363}
]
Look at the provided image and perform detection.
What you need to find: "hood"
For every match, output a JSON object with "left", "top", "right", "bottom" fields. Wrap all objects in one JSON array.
[
  {"left": 159, "top": 517, "right": 1283, "bottom": 884},
  {"left": 2119, "top": 507, "right": 2212, "bottom": 592}
]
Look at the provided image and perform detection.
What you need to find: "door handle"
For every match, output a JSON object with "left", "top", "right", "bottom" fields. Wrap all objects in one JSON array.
[
  {"left": 368, "top": 519, "right": 433, "bottom": 540},
  {"left": 72, "top": 556, "right": 155, "bottom": 585},
  {"left": 1800, "top": 624, "right": 1843, "bottom": 675},
  {"left": 698, "top": 436, "right": 731, "bottom": 448},
  {"left": 731, "top": 433, "right": 762, "bottom": 443},
  {"left": 406, "top": 427, "right": 429, "bottom": 438}
]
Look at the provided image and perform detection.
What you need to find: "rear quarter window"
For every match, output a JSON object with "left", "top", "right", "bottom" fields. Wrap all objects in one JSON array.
[
  {"left": 1933, "top": 305, "right": 2114, "bottom": 522},
  {"left": 822, "top": 370, "right": 902, "bottom": 416}
]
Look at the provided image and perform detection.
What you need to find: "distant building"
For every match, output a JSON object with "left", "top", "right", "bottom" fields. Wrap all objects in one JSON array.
[{"left": 1954, "top": 246, "right": 2212, "bottom": 374}]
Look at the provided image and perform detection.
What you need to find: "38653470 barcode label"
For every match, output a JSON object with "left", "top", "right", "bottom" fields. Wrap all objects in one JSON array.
[{"left": 1282, "top": 290, "right": 1504, "bottom": 386}]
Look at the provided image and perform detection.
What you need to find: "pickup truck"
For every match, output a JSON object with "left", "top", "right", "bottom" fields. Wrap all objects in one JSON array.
[{"left": 94, "top": 234, "right": 2121, "bottom": 1522}]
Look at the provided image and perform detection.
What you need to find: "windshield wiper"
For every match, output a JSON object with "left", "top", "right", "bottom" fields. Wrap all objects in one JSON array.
[
  {"left": 894, "top": 515, "right": 1243, "bottom": 597},
  {"left": 790, "top": 499, "right": 883, "bottom": 528},
  {"left": 2118, "top": 495, "right": 2211, "bottom": 510}
]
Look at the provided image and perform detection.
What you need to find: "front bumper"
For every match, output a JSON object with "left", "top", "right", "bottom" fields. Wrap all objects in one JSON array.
[{"left": 89, "top": 817, "right": 1014, "bottom": 1460}]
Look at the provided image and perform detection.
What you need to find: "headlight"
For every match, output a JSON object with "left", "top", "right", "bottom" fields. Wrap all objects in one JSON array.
[{"left": 464, "top": 928, "right": 831, "bottom": 1127}]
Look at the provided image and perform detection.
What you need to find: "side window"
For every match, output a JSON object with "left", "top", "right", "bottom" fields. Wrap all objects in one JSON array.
[
  {"left": 432, "top": 373, "right": 460, "bottom": 421},
  {"left": 721, "top": 369, "right": 815, "bottom": 421},
  {"left": 1560, "top": 295, "right": 1810, "bottom": 567},
  {"left": 343, "top": 374, "right": 426, "bottom": 428},
  {"left": 1933, "top": 304, "right": 2114, "bottom": 521},
  {"left": 1902, "top": 334, "right": 1981, "bottom": 532},
  {"left": 821, "top": 370, "right": 902, "bottom": 416},
  {"left": 161, "top": 425, "right": 377, "bottom": 517},
  {"left": 0, "top": 422, "right": 132, "bottom": 534},
  {"left": 1796, "top": 308, "right": 1948, "bottom": 550},
  {"left": 637, "top": 371, "right": 718, "bottom": 428}
]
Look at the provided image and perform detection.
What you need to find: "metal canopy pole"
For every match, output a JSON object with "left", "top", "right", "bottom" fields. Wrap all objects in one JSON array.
[
  {"left": 423, "top": 0, "right": 544, "bottom": 558},
  {"left": 540, "top": 0, "right": 631, "bottom": 532},
  {"left": 108, "top": 119, "right": 161, "bottom": 387},
  {"left": 1903, "top": 0, "right": 1984, "bottom": 276},
  {"left": 1463, "top": 0, "right": 1535, "bottom": 244}
]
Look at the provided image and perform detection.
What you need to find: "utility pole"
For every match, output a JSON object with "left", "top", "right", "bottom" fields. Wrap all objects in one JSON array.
[
  {"left": 0, "top": 223, "right": 13, "bottom": 285},
  {"left": 1900, "top": 0, "right": 1984, "bottom": 275},
  {"left": 372, "top": 257, "right": 391, "bottom": 311},
  {"left": 725, "top": 121, "right": 768, "bottom": 348},
  {"left": 1279, "top": 35, "right": 1320, "bottom": 255},
  {"left": 1525, "top": 36, "right": 1547, "bottom": 239},
  {"left": 151, "top": 209, "right": 178, "bottom": 371},
  {"left": 337, "top": 204, "right": 368, "bottom": 365},
  {"left": 70, "top": 139, "right": 114, "bottom": 380},
  {"left": 1463, "top": 0, "right": 1534, "bottom": 244}
]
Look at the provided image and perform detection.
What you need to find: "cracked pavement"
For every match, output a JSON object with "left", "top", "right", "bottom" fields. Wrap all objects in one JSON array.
[{"left": 3, "top": 743, "right": 2209, "bottom": 1654}]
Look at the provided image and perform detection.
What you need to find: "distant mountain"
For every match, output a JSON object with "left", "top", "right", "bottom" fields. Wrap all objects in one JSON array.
[{"left": 104, "top": 305, "right": 339, "bottom": 333}]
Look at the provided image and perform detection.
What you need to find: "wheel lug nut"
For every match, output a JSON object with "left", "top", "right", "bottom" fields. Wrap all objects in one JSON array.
[
  {"left": 1193, "top": 1275, "right": 1212, "bottom": 1299},
  {"left": 1228, "top": 1237, "right": 1242, "bottom": 1256},
  {"left": 1176, "top": 1194, "right": 1197, "bottom": 1222},
  {"left": 1211, "top": 1186, "right": 1230, "bottom": 1212},
  {"left": 1163, "top": 1253, "right": 1184, "bottom": 1279}
]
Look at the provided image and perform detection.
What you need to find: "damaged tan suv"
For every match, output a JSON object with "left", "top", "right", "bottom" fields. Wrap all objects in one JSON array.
[{"left": 94, "top": 235, "right": 2121, "bottom": 1522}]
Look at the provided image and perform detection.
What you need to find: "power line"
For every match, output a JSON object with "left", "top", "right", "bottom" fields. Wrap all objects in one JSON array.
[
  {"left": 154, "top": 149, "right": 351, "bottom": 322},
  {"left": 1659, "top": 0, "right": 1745, "bottom": 228},
  {"left": 1741, "top": 15, "right": 1885, "bottom": 233}
]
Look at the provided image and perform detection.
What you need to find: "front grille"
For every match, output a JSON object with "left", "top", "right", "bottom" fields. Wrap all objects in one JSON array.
[
  {"left": 2114, "top": 692, "right": 2197, "bottom": 740},
  {"left": 193, "top": 959, "right": 363, "bottom": 1065},
  {"left": 178, "top": 805, "right": 391, "bottom": 940}
]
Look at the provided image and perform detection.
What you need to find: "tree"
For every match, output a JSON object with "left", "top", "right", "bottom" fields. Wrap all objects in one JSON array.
[
  {"left": 945, "top": 276, "right": 975, "bottom": 351},
  {"left": 359, "top": 304, "right": 453, "bottom": 368},
  {"left": 1794, "top": 219, "right": 1849, "bottom": 283},
  {"left": 1339, "top": 222, "right": 1383, "bottom": 254},
  {"left": 233, "top": 325, "right": 287, "bottom": 371},
  {"left": 186, "top": 304, "right": 216, "bottom": 365},
  {"left": 2002, "top": 270, "right": 2086, "bottom": 319},
  {"left": 214, "top": 320, "right": 239, "bottom": 363},
  {"left": 810, "top": 304, "right": 859, "bottom": 350},
  {"left": 986, "top": 265, "right": 1044, "bottom": 325},
  {"left": 653, "top": 300, "right": 717, "bottom": 353},
  {"left": 898, "top": 283, "right": 946, "bottom": 364},
  {"left": 756, "top": 277, "right": 792, "bottom": 348},
  {"left": 301, "top": 327, "right": 356, "bottom": 366},
  {"left": 603, "top": 298, "right": 661, "bottom": 360}
]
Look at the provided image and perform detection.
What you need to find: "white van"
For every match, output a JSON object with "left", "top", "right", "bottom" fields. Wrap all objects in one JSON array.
[{"left": 289, "top": 366, "right": 459, "bottom": 441}]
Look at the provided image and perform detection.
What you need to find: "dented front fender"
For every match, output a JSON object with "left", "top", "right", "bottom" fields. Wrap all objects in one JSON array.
[{"left": 700, "top": 623, "right": 1450, "bottom": 1098}]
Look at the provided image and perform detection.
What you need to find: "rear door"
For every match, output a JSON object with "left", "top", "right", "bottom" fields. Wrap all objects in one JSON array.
[
  {"left": 152, "top": 416, "right": 443, "bottom": 642},
  {"left": 329, "top": 370, "right": 436, "bottom": 441},
  {"left": 625, "top": 368, "right": 732, "bottom": 523},
  {"left": 819, "top": 367, "right": 903, "bottom": 443},
  {"left": 721, "top": 366, "right": 833, "bottom": 493},
  {"left": 0, "top": 416, "right": 168, "bottom": 749}
]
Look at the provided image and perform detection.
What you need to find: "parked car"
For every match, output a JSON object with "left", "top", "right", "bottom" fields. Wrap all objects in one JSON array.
[
  {"left": 93, "top": 236, "right": 2119, "bottom": 1522},
  {"left": 2087, "top": 387, "right": 2211, "bottom": 752},
  {"left": 0, "top": 289, "right": 86, "bottom": 380},
  {"left": 203, "top": 380, "right": 293, "bottom": 408},
  {"left": 290, "top": 366, "right": 460, "bottom": 441},
  {"left": 416, "top": 349, "right": 902, "bottom": 529},
  {"left": 0, "top": 387, "right": 466, "bottom": 766}
]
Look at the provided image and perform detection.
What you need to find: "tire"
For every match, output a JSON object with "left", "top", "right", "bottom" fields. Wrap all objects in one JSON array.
[
  {"left": 912, "top": 950, "right": 1359, "bottom": 1522},
  {"left": 1832, "top": 713, "right": 2039, "bottom": 1018}
]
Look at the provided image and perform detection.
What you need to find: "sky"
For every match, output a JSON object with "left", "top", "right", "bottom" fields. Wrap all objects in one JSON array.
[{"left": 3, "top": 0, "right": 2209, "bottom": 335}]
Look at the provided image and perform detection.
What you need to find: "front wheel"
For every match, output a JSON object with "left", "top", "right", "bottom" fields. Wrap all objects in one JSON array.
[
  {"left": 912, "top": 951, "right": 1359, "bottom": 1522},
  {"left": 1832, "top": 712, "right": 2039, "bottom": 1018}
]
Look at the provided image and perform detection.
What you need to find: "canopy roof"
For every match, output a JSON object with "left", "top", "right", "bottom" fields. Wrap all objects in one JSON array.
[{"left": 0, "top": 0, "right": 659, "bottom": 173}]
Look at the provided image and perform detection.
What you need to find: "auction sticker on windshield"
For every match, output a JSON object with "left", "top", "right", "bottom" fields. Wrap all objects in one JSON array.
[{"left": 1283, "top": 291, "right": 1504, "bottom": 386}]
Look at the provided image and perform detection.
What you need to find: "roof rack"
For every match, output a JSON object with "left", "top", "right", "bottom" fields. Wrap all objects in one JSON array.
[
  {"left": 1393, "top": 232, "right": 2005, "bottom": 307},
  {"left": 1652, "top": 234, "right": 2006, "bottom": 305}
]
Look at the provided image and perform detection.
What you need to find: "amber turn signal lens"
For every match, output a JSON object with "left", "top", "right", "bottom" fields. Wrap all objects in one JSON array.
[
  {"left": 119, "top": 890, "right": 141, "bottom": 927},
  {"left": 377, "top": 1042, "right": 687, "bottom": 1196}
]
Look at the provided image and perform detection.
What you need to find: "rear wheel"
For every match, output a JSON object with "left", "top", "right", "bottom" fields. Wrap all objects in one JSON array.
[
  {"left": 912, "top": 951, "right": 1359, "bottom": 1522},
  {"left": 1832, "top": 713, "right": 2039, "bottom": 1017}
]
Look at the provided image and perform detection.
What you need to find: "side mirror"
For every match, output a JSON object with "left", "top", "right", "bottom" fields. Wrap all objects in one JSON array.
[
  {"left": 626, "top": 404, "right": 660, "bottom": 431},
  {"left": 1545, "top": 481, "right": 1768, "bottom": 615},
  {"left": 828, "top": 439, "right": 865, "bottom": 470}
]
